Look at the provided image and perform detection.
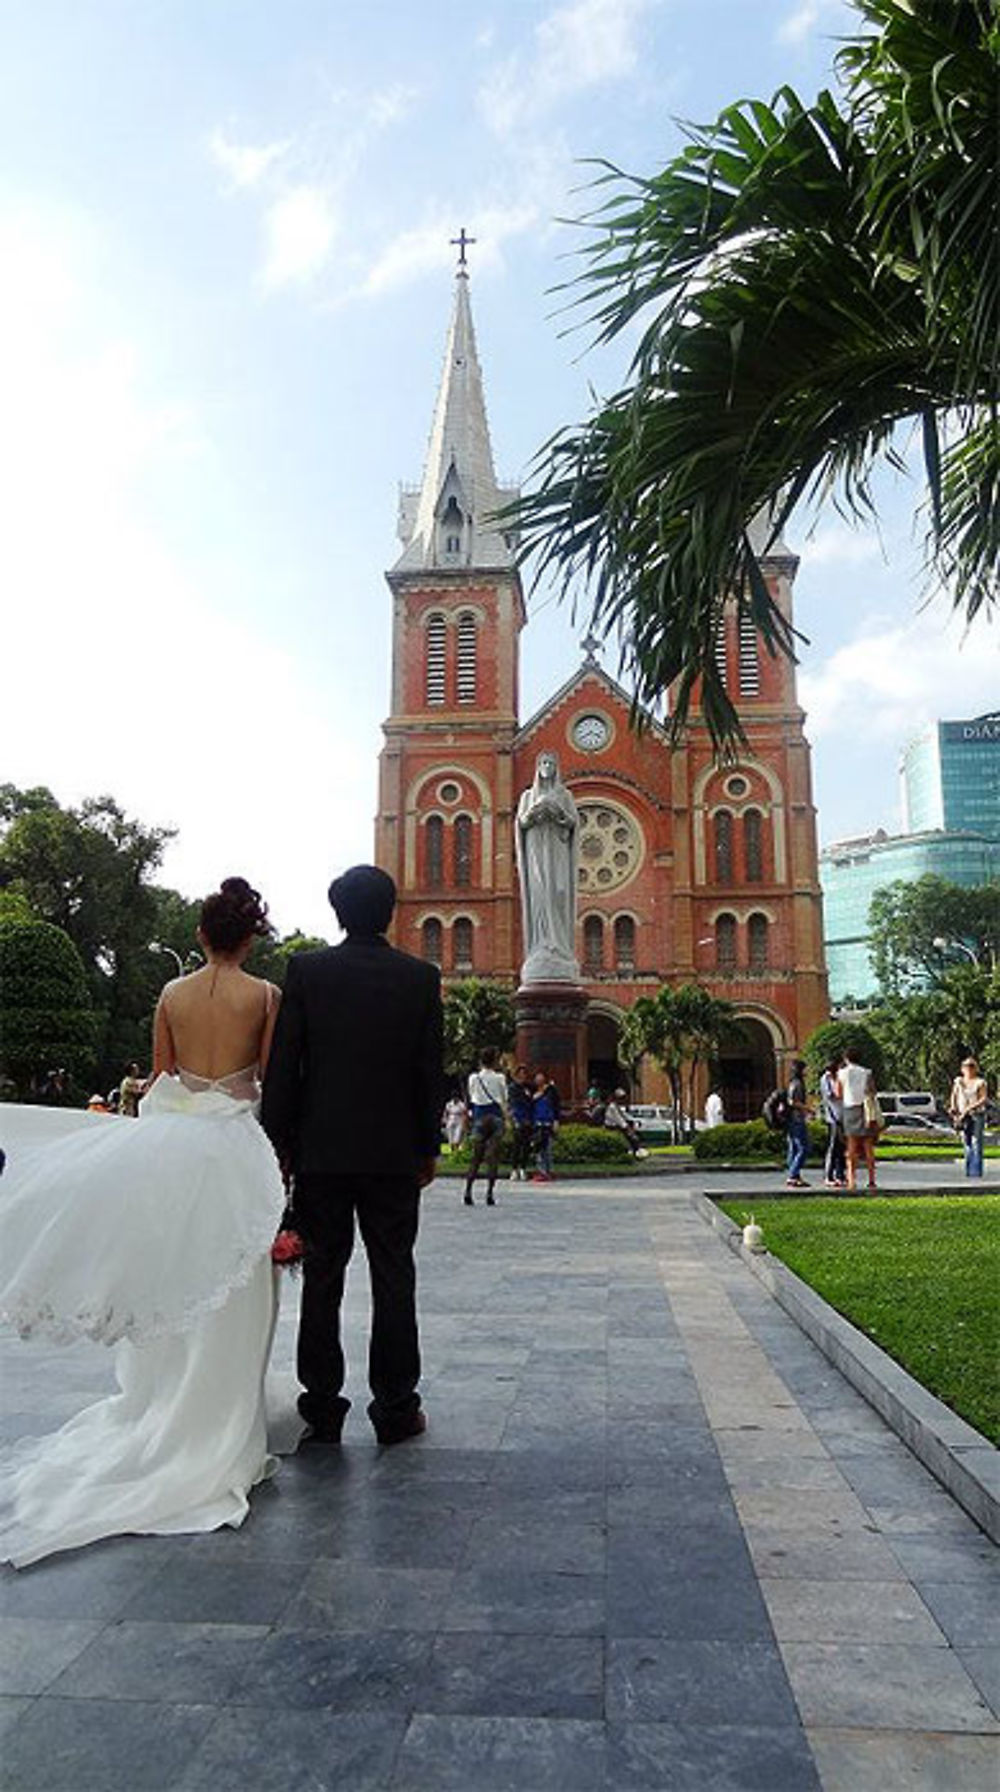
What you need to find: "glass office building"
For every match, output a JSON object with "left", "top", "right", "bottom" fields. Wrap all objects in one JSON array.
[
  {"left": 820, "top": 827, "right": 1000, "bottom": 1002},
  {"left": 901, "top": 713, "right": 1000, "bottom": 839}
]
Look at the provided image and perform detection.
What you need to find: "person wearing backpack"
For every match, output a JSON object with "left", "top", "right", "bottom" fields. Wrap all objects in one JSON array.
[{"left": 785, "top": 1059, "right": 811, "bottom": 1188}]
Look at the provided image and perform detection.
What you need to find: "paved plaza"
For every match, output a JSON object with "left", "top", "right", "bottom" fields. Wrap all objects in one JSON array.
[{"left": 1, "top": 1171, "right": 997, "bottom": 1790}]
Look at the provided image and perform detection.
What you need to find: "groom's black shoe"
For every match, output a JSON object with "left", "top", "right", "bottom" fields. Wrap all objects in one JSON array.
[
  {"left": 297, "top": 1393, "right": 350, "bottom": 1444},
  {"left": 368, "top": 1401, "right": 427, "bottom": 1446}
]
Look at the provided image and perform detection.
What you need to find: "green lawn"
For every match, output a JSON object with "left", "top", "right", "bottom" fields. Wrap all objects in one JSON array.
[{"left": 719, "top": 1195, "right": 1000, "bottom": 1444}]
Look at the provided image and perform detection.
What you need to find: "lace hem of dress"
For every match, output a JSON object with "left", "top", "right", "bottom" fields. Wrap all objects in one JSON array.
[{"left": 0, "top": 1216, "right": 278, "bottom": 1349}]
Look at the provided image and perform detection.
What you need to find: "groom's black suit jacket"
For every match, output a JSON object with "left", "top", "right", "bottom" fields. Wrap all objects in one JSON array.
[{"left": 261, "top": 934, "right": 444, "bottom": 1179}]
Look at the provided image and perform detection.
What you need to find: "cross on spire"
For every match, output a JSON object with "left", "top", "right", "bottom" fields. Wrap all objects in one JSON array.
[
  {"left": 581, "top": 629, "right": 602, "bottom": 666},
  {"left": 450, "top": 227, "right": 476, "bottom": 273}
]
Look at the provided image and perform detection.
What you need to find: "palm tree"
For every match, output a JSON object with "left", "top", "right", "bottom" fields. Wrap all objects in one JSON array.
[{"left": 511, "top": 0, "right": 998, "bottom": 745}]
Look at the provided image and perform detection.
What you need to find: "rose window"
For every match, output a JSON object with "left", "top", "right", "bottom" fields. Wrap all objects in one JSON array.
[{"left": 576, "top": 801, "right": 642, "bottom": 891}]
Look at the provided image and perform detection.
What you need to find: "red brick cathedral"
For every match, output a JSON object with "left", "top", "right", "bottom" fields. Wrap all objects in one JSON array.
[{"left": 375, "top": 268, "right": 829, "bottom": 1116}]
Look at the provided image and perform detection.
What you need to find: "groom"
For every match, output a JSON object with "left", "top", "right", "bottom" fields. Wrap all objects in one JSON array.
[{"left": 262, "top": 865, "right": 443, "bottom": 1445}]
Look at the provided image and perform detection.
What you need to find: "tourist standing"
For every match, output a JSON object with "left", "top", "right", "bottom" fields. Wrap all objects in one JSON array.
[
  {"left": 836, "top": 1048, "right": 879, "bottom": 1193},
  {"left": 704, "top": 1088, "right": 724, "bottom": 1128},
  {"left": 463, "top": 1048, "right": 508, "bottom": 1206},
  {"left": 785, "top": 1059, "right": 810, "bottom": 1188},
  {"left": 531, "top": 1070, "right": 560, "bottom": 1182},
  {"left": 949, "top": 1057, "right": 988, "bottom": 1179},
  {"left": 819, "top": 1055, "right": 847, "bottom": 1187},
  {"left": 507, "top": 1064, "right": 535, "bottom": 1182},
  {"left": 118, "top": 1063, "right": 144, "bottom": 1119}
]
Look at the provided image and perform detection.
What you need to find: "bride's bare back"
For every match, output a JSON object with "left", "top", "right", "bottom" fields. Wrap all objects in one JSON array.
[{"left": 153, "top": 965, "right": 281, "bottom": 1082}]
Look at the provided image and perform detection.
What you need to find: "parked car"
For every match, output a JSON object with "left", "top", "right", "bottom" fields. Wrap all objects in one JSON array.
[
  {"left": 877, "top": 1091, "right": 938, "bottom": 1121},
  {"left": 880, "top": 1113, "right": 953, "bottom": 1136},
  {"left": 626, "top": 1104, "right": 704, "bottom": 1140}
]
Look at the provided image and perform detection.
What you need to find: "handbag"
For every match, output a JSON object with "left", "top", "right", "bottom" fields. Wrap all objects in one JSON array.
[{"left": 863, "top": 1089, "right": 884, "bottom": 1133}]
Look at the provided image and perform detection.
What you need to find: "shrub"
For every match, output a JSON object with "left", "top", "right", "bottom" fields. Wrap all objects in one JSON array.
[
  {"left": 804, "top": 1020, "right": 885, "bottom": 1090},
  {"left": 693, "top": 1119, "right": 827, "bottom": 1161},
  {"left": 448, "top": 1120, "right": 630, "bottom": 1167}
]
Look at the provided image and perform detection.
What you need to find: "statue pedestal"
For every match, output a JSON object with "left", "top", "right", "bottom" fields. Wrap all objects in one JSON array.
[{"left": 514, "top": 981, "right": 589, "bottom": 1112}]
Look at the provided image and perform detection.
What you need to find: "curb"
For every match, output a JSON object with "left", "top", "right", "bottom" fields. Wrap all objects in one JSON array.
[{"left": 690, "top": 1190, "right": 1000, "bottom": 1546}]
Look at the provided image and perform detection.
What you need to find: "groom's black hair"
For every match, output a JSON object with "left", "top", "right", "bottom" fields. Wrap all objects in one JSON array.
[{"left": 329, "top": 864, "right": 396, "bottom": 937}]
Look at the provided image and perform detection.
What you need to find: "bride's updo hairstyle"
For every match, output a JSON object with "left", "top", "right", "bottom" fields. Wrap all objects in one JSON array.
[{"left": 199, "top": 877, "right": 271, "bottom": 955}]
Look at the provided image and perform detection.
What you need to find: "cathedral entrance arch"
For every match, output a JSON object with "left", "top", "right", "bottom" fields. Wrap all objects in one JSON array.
[
  {"left": 587, "top": 1006, "right": 624, "bottom": 1095},
  {"left": 715, "top": 1017, "right": 776, "bottom": 1122}
]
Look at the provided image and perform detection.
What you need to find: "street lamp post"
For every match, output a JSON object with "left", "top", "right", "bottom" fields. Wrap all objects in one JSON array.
[
  {"left": 932, "top": 935, "right": 979, "bottom": 966},
  {"left": 148, "top": 943, "right": 202, "bottom": 977}
]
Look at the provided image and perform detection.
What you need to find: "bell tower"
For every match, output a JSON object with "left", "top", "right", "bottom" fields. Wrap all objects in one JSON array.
[{"left": 376, "top": 250, "right": 526, "bottom": 980}]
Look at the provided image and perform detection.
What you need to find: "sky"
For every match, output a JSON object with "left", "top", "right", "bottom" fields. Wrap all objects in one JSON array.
[{"left": 1, "top": 0, "right": 995, "bottom": 940}]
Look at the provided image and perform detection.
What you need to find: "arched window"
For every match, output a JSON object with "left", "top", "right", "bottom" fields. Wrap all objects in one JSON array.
[
  {"left": 425, "top": 616, "right": 446, "bottom": 705},
  {"left": 744, "top": 809, "right": 763, "bottom": 883},
  {"left": 714, "top": 809, "right": 734, "bottom": 883},
  {"left": 614, "top": 915, "right": 636, "bottom": 971},
  {"left": 421, "top": 918, "right": 442, "bottom": 967},
  {"left": 425, "top": 815, "right": 444, "bottom": 889},
  {"left": 453, "top": 916, "right": 474, "bottom": 972},
  {"left": 716, "top": 913, "right": 737, "bottom": 971},
  {"left": 440, "top": 495, "right": 464, "bottom": 560},
  {"left": 748, "top": 912, "right": 769, "bottom": 972},
  {"left": 456, "top": 612, "right": 477, "bottom": 705},
  {"left": 453, "top": 814, "right": 473, "bottom": 888},
  {"left": 583, "top": 914, "right": 604, "bottom": 974}
]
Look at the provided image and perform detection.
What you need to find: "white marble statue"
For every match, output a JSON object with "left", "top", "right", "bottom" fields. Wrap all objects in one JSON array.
[{"left": 516, "top": 750, "right": 580, "bottom": 984}]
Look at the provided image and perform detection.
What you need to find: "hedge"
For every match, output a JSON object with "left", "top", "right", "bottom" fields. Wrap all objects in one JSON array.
[
  {"left": 693, "top": 1119, "right": 828, "bottom": 1162},
  {"left": 0, "top": 920, "right": 98, "bottom": 1095},
  {"left": 449, "top": 1122, "right": 630, "bottom": 1166}
]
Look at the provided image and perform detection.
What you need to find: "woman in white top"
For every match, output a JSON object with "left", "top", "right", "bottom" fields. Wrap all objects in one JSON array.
[
  {"left": 0, "top": 877, "right": 285, "bottom": 1566},
  {"left": 949, "top": 1057, "right": 988, "bottom": 1179},
  {"left": 835, "top": 1048, "right": 878, "bottom": 1192}
]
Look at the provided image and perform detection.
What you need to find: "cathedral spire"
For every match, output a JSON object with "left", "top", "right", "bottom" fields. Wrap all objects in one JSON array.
[{"left": 394, "top": 260, "right": 518, "bottom": 573}]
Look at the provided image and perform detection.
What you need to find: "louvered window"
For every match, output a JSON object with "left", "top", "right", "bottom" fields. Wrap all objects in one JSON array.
[
  {"left": 425, "top": 815, "right": 444, "bottom": 889},
  {"left": 614, "top": 915, "right": 636, "bottom": 971},
  {"left": 744, "top": 809, "right": 763, "bottom": 882},
  {"left": 748, "top": 912, "right": 769, "bottom": 972},
  {"left": 454, "top": 814, "right": 473, "bottom": 888},
  {"left": 738, "top": 611, "right": 761, "bottom": 696},
  {"left": 425, "top": 616, "right": 446, "bottom": 705},
  {"left": 714, "top": 810, "right": 734, "bottom": 883},
  {"left": 421, "top": 918, "right": 442, "bottom": 967},
  {"left": 716, "top": 913, "right": 737, "bottom": 971},
  {"left": 713, "top": 609, "right": 729, "bottom": 687},
  {"left": 453, "top": 916, "right": 474, "bottom": 972},
  {"left": 583, "top": 915, "right": 604, "bottom": 973},
  {"left": 456, "top": 613, "right": 477, "bottom": 704}
]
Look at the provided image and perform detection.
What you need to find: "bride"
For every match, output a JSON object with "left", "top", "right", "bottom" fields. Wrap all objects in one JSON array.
[{"left": 0, "top": 877, "right": 286, "bottom": 1567}]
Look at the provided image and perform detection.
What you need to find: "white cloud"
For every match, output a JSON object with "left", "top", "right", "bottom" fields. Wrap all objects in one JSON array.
[
  {"left": 361, "top": 200, "right": 540, "bottom": 296},
  {"left": 479, "top": 0, "right": 651, "bottom": 138},
  {"left": 800, "top": 525, "right": 886, "bottom": 568},
  {"left": 800, "top": 612, "right": 999, "bottom": 744},
  {"left": 260, "top": 185, "right": 339, "bottom": 288},
  {"left": 775, "top": 0, "right": 845, "bottom": 47},
  {"left": 367, "top": 83, "right": 419, "bottom": 129},
  {"left": 209, "top": 128, "right": 290, "bottom": 190},
  {"left": 0, "top": 206, "right": 372, "bottom": 937}
]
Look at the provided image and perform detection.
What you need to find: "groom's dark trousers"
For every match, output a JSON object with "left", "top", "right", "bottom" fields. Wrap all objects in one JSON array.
[{"left": 261, "top": 933, "right": 443, "bottom": 1435}]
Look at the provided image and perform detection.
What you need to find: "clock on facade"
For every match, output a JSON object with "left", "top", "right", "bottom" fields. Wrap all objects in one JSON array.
[{"left": 572, "top": 713, "right": 610, "bottom": 752}]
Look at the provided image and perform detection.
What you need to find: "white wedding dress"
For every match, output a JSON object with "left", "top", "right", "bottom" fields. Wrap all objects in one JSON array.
[{"left": 0, "top": 1068, "right": 286, "bottom": 1567}]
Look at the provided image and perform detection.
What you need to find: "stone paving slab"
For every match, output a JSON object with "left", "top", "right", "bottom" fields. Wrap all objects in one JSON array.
[{"left": 0, "top": 1175, "right": 997, "bottom": 1791}]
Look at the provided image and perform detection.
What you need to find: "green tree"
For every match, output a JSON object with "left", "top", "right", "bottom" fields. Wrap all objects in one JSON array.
[
  {"left": 247, "top": 930, "right": 331, "bottom": 987},
  {"left": 510, "top": 0, "right": 998, "bottom": 744},
  {"left": 621, "top": 983, "right": 738, "bottom": 1140},
  {"left": 0, "top": 920, "right": 98, "bottom": 1099},
  {"left": 867, "top": 965, "right": 997, "bottom": 1095},
  {"left": 443, "top": 978, "right": 516, "bottom": 1081},
  {"left": 804, "top": 1019, "right": 886, "bottom": 1091},
  {"left": 868, "top": 874, "right": 999, "bottom": 994}
]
